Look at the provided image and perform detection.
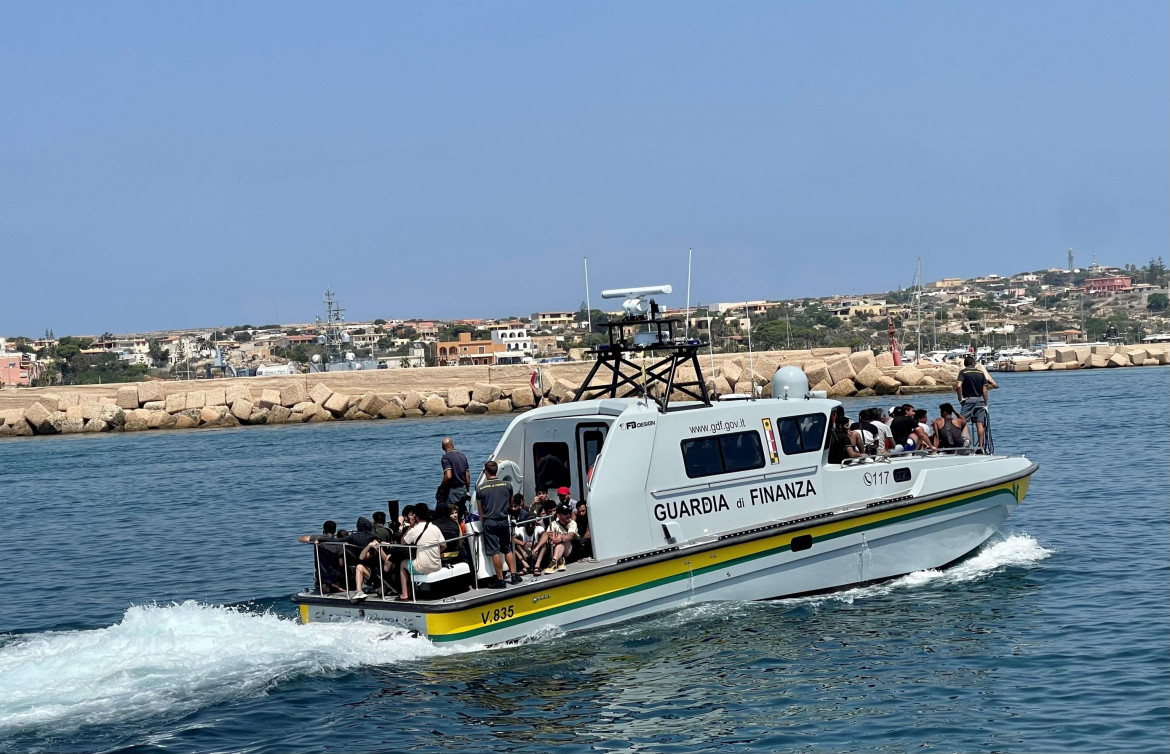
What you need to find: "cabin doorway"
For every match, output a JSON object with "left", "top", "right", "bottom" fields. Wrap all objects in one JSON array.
[{"left": 525, "top": 419, "right": 610, "bottom": 503}]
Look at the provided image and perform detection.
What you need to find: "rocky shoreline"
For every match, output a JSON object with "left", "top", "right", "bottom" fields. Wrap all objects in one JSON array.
[{"left": 2, "top": 348, "right": 971, "bottom": 439}]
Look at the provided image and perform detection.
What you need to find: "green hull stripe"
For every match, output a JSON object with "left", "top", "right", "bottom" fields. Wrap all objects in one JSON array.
[{"left": 431, "top": 485, "right": 1018, "bottom": 642}]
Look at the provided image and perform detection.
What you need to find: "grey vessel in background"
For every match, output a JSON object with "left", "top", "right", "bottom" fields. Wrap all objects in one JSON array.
[{"left": 309, "top": 290, "right": 381, "bottom": 372}]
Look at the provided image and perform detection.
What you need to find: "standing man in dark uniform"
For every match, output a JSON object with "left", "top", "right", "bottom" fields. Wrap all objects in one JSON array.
[
  {"left": 439, "top": 437, "right": 470, "bottom": 506},
  {"left": 956, "top": 356, "right": 993, "bottom": 454},
  {"left": 476, "top": 461, "right": 521, "bottom": 587}
]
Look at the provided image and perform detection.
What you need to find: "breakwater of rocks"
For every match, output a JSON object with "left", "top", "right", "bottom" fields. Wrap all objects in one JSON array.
[
  {"left": 0, "top": 348, "right": 957, "bottom": 439},
  {"left": 1000, "top": 343, "right": 1170, "bottom": 371}
]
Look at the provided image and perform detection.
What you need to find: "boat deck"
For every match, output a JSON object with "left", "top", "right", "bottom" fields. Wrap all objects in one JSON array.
[{"left": 298, "top": 556, "right": 609, "bottom": 611}]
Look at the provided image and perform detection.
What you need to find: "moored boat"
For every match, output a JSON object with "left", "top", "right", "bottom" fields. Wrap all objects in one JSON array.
[{"left": 292, "top": 290, "right": 1037, "bottom": 645}]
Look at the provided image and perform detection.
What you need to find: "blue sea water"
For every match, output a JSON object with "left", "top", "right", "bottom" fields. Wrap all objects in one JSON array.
[{"left": 0, "top": 368, "right": 1167, "bottom": 753}]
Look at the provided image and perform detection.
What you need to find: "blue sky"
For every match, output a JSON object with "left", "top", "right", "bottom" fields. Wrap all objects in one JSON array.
[{"left": 2, "top": 2, "right": 1166, "bottom": 335}]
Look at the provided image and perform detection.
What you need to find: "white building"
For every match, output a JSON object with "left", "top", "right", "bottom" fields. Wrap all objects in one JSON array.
[{"left": 491, "top": 325, "right": 532, "bottom": 354}]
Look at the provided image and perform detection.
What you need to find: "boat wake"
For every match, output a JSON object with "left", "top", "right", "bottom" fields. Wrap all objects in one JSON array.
[
  {"left": 785, "top": 531, "right": 1053, "bottom": 608},
  {"left": 0, "top": 600, "right": 456, "bottom": 734}
]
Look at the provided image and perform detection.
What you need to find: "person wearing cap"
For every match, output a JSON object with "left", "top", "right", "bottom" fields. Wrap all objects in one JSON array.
[
  {"left": 537, "top": 504, "right": 578, "bottom": 574},
  {"left": 556, "top": 486, "right": 577, "bottom": 509}
]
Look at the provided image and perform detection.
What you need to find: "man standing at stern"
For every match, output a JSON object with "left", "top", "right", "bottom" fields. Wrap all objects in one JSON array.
[
  {"left": 439, "top": 437, "right": 471, "bottom": 506},
  {"left": 476, "top": 460, "right": 521, "bottom": 587}
]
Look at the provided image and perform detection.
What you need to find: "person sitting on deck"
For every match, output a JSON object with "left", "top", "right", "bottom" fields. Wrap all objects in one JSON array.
[
  {"left": 513, "top": 517, "right": 544, "bottom": 574},
  {"left": 889, "top": 405, "right": 921, "bottom": 452},
  {"left": 556, "top": 486, "right": 577, "bottom": 509},
  {"left": 572, "top": 500, "right": 593, "bottom": 561},
  {"left": 298, "top": 520, "right": 345, "bottom": 594},
  {"left": 529, "top": 489, "right": 549, "bottom": 518},
  {"left": 397, "top": 505, "right": 446, "bottom": 601},
  {"left": 915, "top": 409, "right": 935, "bottom": 450},
  {"left": 337, "top": 516, "right": 385, "bottom": 600},
  {"left": 432, "top": 503, "right": 463, "bottom": 565},
  {"left": 371, "top": 511, "right": 395, "bottom": 543},
  {"left": 827, "top": 413, "right": 864, "bottom": 464},
  {"left": 933, "top": 403, "right": 969, "bottom": 451},
  {"left": 851, "top": 409, "right": 885, "bottom": 455},
  {"left": 539, "top": 504, "right": 578, "bottom": 574}
]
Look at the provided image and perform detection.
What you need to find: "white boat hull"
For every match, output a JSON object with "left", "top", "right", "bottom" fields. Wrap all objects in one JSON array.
[{"left": 296, "top": 479, "right": 1026, "bottom": 646}]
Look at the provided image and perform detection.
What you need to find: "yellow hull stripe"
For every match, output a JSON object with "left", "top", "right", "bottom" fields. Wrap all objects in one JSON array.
[{"left": 424, "top": 478, "right": 1029, "bottom": 642}]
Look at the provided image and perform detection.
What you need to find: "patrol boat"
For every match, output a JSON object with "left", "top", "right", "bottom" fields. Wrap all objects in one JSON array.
[{"left": 292, "top": 285, "right": 1038, "bottom": 646}]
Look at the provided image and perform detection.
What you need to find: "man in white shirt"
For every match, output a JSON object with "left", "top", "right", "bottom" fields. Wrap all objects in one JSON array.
[{"left": 398, "top": 506, "right": 446, "bottom": 600}]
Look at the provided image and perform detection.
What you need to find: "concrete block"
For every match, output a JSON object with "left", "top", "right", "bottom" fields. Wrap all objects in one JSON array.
[
  {"left": 247, "top": 408, "right": 271, "bottom": 425},
  {"left": 259, "top": 389, "right": 282, "bottom": 409},
  {"left": 231, "top": 398, "right": 254, "bottom": 421},
  {"left": 422, "top": 395, "right": 448, "bottom": 415},
  {"left": 1106, "top": 353, "right": 1130, "bottom": 368},
  {"left": 226, "top": 385, "right": 252, "bottom": 407},
  {"left": 80, "top": 402, "right": 104, "bottom": 421},
  {"left": 66, "top": 405, "right": 86, "bottom": 421},
  {"left": 137, "top": 381, "right": 164, "bottom": 403},
  {"left": 164, "top": 393, "right": 186, "bottom": 413},
  {"left": 875, "top": 351, "right": 896, "bottom": 368},
  {"left": 269, "top": 405, "right": 292, "bottom": 423},
  {"left": 826, "top": 378, "right": 856, "bottom": 398},
  {"left": 309, "top": 383, "right": 333, "bottom": 405},
  {"left": 804, "top": 362, "right": 830, "bottom": 387},
  {"left": 205, "top": 387, "right": 227, "bottom": 407},
  {"left": 83, "top": 419, "right": 108, "bottom": 433},
  {"left": 147, "top": 410, "right": 175, "bottom": 429},
  {"left": 60, "top": 417, "right": 86, "bottom": 434},
  {"left": 58, "top": 393, "right": 80, "bottom": 410},
  {"left": 1089, "top": 355, "right": 1108, "bottom": 368},
  {"left": 357, "top": 392, "right": 387, "bottom": 415},
  {"left": 510, "top": 386, "right": 536, "bottom": 408},
  {"left": 174, "top": 412, "right": 200, "bottom": 429},
  {"left": 894, "top": 365, "right": 925, "bottom": 386},
  {"left": 280, "top": 383, "right": 309, "bottom": 408},
  {"left": 487, "top": 398, "right": 513, "bottom": 413},
  {"left": 24, "top": 402, "right": 58, "bottom": 433},
  {"left": 875, "top": 376, "right": 900, "bottom": 395},
  {"left": 200, "top": 406, "right": 225, "bottom": 424},
  {"left": 323, "top": 392, "right": 350, "bottom": 415},
  {"left": 185, "top": 391, "right": 206, "bottom": 410},
  {"left": 379, "top": 401, "right": 404, "bottom": 419},
  {"left": 402, "top": 408, "right": 424, "bottom": 418},
  {"left": 401, "top": 391, "right": 423, "bottom": 410},
  {"left": 116, "top": 386, "right": 140, "bottom": 410},
  {"left": 1053, "top": 348, "right": 1079, "bottom": 364},
  {"left": 447, "top": 386, "right": 472, "bottom": 408},
  {"left": 719, "top": 361, "right": 743, "bottom": 386},
  {"left": 124, "top": 410, "right": 150, "bottom": 431},
  {"left": 550, "top": 379, "right": 578, "bottom": 403},
  {"left": 827, "top": 358, "right": 855, "bottom": 384},
  {"left": 848, "top": 350, "right": 876, "bottom": 372},
  {"left": 466, "top": 401, "right": 488, "bottom": 414},
  {"left": 473, "top": 383, "right": 503, "bottom": 404}
]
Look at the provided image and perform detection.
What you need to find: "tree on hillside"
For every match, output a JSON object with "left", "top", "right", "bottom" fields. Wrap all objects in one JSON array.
[{"left": 1148, "top": 292, "right": 1168, "bottom": 312}]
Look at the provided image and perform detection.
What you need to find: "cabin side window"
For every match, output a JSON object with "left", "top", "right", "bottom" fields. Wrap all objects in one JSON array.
[
  {"left": 533, "top": 442, "right": 571, "bottom": 493},
  {"left": 681, "top": 431, "right": 766, "bottom": 478},
  {"left": 776, "top": 413, "right": 828, "bottom": 455}
]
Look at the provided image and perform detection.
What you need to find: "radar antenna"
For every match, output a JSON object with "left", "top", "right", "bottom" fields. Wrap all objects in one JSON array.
[{"left": 573, "top": 284, "right": 711, "bottom": 411}]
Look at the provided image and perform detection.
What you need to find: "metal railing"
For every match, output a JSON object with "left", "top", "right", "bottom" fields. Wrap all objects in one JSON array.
[{"left": 302, "top": 511, "right": 572, "bottom": 603}]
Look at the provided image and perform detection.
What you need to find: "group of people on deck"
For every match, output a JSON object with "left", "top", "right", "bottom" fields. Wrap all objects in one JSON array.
[
  {"left": 827, "top": 356, "right": 995, "bottom": 462},
  {"left": 299, "top": 436, "right": 592, "bottom": 601}
]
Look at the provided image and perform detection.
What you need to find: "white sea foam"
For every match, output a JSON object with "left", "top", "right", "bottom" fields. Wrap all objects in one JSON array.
[
  {"left": 0, "top": 601, "right": 453, "bottom": 734},
  {"left": 787, "top": 532, "right": 1053, "bottom": 607}
]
